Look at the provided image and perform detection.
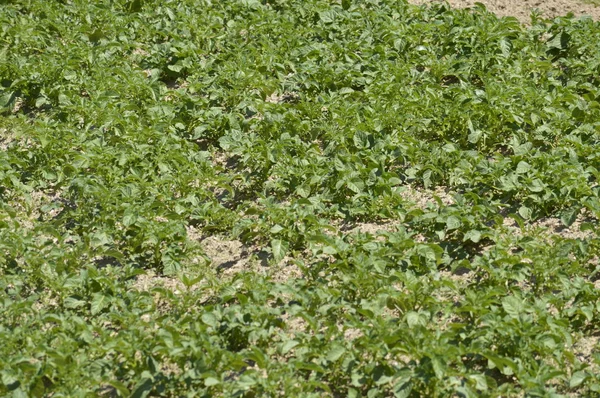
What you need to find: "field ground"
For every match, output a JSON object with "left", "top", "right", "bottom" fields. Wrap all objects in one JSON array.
[
  {"left": 2, "top": 0, "right": 600, "bottom": 396},
  {"left": 411, "top": 0, "right": 600, "bottom": 23}
]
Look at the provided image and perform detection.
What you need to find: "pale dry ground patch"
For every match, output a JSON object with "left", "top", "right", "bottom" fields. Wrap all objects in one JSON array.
[
  {"left": 409, "top": 0, "right": 600, "bottom": 24},
  {"left": 187, "top": 225, "right": 300, "bottom": 280},
  {"left": 1, "top": 127, "right": 40, "bottom": 152},
  {"left": 341, "top": 185, "right": 453, "bottom": 237},
  {"left": 502, "top": 210, "right": 596, "bottom": 248},
  {"left": 131, "top": 225, "right": 301, "bottom": 299},
  {"left": 132, "top": 272, "right": 191, "bottom": 295},
  {"left": 345, "top": 221, "right": 401, "bottom": 236},
  {"left": 1, "top": 128, "right": 16, "bottom": 151},
  {"left": 5, "top": 187, "right": 71, "bottom": 236},
  {"left": 398, "top": 185, "right": 455, "bottom": 208},
  {"left": 265, "top": 91, "right": 300, "bottom": 104},
  {"left": 573, "top": 335, "right": 599, "bottom": 371}
]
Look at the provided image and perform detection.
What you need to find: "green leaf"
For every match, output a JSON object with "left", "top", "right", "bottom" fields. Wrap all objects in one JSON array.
[
  {"left": 271, "top": 239, "right": 289, "bottom": 263},
  {"left": 393, "top": 381, "right": 413, "bottom": 398},
  {"left": 128, "top": 0, "right": 143, "bottom": 12},
  {"left": 201, "top": 313, "right": 218, "bottom": 328},
  {"left": 123, "top": 211, "right": 138, "bottom": 227},
  {"left": 499, "top": 37, "right": 511, "bottom": 57},
  {"left": 547, "top": 32, "right": 570, "bottom": 50},
  {"left": 353, "top": 131, "right": 370, "bottom": 149},
  {"left": 446, "top": 216, "right": 461, "bottom": 230},
  {"left": 406, "top": 311, "right": 426, "bottom": 327},
  {"left": 431, "top": 356, "right": 446, "bottom": 379},
  {"left": 319, "top": 10, "right": 336, "bottom": 23},
  {"left": 560, "top": 206, "right": 580, "bottom": 228},
  {"left": 64, "top": 297, "right": 86, "bottom": 309},
  {"left": 167, "top": 64, "right": 183, "bottom": 72},
  {"left": 90, "top": 293, "right": 109, "bottom": 315},
  {"left": 239, "top": 375, "right": 257, "bottom": 388},
  {"left": 527, "top": 178, "right": 545, "bottom": 192},
  {"left": 485, "top": 354, "right": 516, "bottom": 376},
  {"left": 347, "top": 178, "right": 364, "bottom": 193},
  {"left": 270, "top": 224, "right": 284, "bottom": 234},
  {"left": 12, "top": 389, "right": 28, "bottom": 398},
  {"left": 0, "top": 91, "right": 14, "bottom": 108},
  {"left": 502, "top": 296, "right": 523, "bottom": 319},
  {"left": 204, "top": 377, "right": 220, "bottom": 387},
  {"left": 280, "top": 340, "right": 299, "bottom": 355},
  {"left": 107, "top": 380, "right": 130, "bottom": 396},
  {"left": 570, "top": 371, "right": 587, "bottom": 388},
  {"left": 467, "top": 129, "right": 482, "bottom": 144},
  {"left": 1, "top": 371, "right": 19, "bottom": 389},
  {"left": 240, "top": 0, "right": 260, "bottom": 7},
  {"left": 130, "top": 378, "right": 152, "bottom": 398},
  {"left": 515, "top": 161, "right": 531, "bottom": 174},
  {"left": 218, "top": 134, "right": 239, "bottom": 151},
  {"left": 326, "top": 344, "right": 345, "bottom": 362},
  {"left": 35, "top": 96, "right": 48, "bottom": 108},
  {"left": 463, "top": 229, "right": 481, "bottom": 243},
  {"left": 518, "top": 206, "right": 532, "bottom": 220},
  {"left": 468, "top": 374, "right": 488, "bottom": 391},
  {"left": 467, "top": 119, "right": 481, "bottom": 143}
]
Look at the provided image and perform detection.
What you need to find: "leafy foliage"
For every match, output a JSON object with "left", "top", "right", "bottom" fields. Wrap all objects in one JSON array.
[{"left": 2, "top": 0, "right": 600, "bottom": 396}]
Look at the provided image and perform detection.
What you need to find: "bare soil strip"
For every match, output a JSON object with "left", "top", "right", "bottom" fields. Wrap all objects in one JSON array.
[{"left": 409, "top": 0, "right": 600, "bottom": 24}]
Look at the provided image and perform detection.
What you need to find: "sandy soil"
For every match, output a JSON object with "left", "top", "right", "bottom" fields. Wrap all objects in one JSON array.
[{"left": 409, "top": 0, "right": 600, "bottom": 24}]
